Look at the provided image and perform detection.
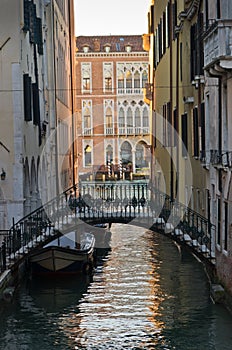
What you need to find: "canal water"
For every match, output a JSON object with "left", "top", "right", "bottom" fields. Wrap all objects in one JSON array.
[{"left": 0, "top": 223, "right": 232, "bottom": 349}]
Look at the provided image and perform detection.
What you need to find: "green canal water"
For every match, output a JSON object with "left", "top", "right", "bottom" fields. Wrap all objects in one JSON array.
[{"left": 0, "top": 223, "right": 232, "bottom": 349}]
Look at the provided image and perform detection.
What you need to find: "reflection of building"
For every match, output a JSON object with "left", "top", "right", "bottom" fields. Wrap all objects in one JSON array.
[{"left": 75, "top": 35, "right": 150, "bottom": 181}]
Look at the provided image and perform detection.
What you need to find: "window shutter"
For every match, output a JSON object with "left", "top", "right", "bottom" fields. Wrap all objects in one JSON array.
[
  {"left": 32, "top": 82, "right": 40, "bottom": 126},
  {"left": 200, "top": 102, "right": 205, "bottom": 153},
  {"left": 193, "top": 107, "right": 199, "bottom": 157},
  {"left": 23, "top": 74, "right": 32, "bottom": 122},
  {"left": 181, "top": 113, "right": 188, "bottom": 156}
]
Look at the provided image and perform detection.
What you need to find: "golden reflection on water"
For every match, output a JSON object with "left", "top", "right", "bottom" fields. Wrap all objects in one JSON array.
[{"left": 56, "top": 224, "right": 171, "bottom": 348}]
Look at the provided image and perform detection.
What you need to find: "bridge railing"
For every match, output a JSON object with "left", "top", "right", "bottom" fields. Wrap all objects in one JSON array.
[
  {"left": 0, "top": 181, "right": 216, "bottom": 271},
  {"left": 1, "top": 183, "right": 81, "bottom": 270},
  {"left": 78, "top": 181, "right": 215, "bottom": 262}
]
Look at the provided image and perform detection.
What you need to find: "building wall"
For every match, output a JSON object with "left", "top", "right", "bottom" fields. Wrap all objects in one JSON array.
[
  {"left": 146, "top": 0, "right": 232, "bottom": 296},
  {"left": 0, "top": 0, "right": 76, "bottom": 228},
  {"left": 203, "top": 0, "right": 232, "bottom": 295},
  {"left": 147, "top": 0, "right": 207, "bottom": 210},
  {"left": 75, "top": 36, "right": 150, "bottom": 182}
]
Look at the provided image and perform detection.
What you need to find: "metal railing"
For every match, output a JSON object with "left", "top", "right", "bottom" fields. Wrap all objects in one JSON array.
[{"left": 0, "top": 181, "right": 216, "bottom": 272}]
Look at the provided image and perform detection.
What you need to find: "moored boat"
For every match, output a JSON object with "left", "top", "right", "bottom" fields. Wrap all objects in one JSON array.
[{"left": 29, "top": 232, "right": 95, "bottom": 275}]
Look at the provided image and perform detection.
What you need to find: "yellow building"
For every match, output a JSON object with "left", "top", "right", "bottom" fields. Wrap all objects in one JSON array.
[{"left": 145, "top": 0, "right": 207, "bottom": 216}]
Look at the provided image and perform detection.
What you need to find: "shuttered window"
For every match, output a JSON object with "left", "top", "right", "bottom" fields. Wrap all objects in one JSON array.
[
  {"left": 181, "top": 113, "right": 188, "bottom": 156},
  {"left": 167, "top": 101, "right": 172, "bottom": 146},
  {"left": 23, "top": 74, "right": 32, "bottom": 122},
  {"left": 200, "top": 102, "right": 205, "bottom": 153},
  {"left": 224, "top": 201, "right": 228, "bottom": 251},
  {"left": 193, "top": 107, "right": 199, "bottom": 157},
  {"left": 32, "top": 82, "right": 40, "bottom": 126}
]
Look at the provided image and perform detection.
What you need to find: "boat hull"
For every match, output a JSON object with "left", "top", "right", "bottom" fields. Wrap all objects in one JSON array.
[{"left": 29, "top": 245, "right": 94, "bottom": 275}]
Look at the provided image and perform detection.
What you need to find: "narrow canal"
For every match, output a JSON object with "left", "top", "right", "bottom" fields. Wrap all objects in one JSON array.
[{"left": 0, "top": 223, "right": 232, "bottom": 349}]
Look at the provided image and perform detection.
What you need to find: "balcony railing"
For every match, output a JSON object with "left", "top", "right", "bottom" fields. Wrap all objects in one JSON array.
[
  {"left": 118, "top": 88, "right": 143, "bottom": 95},
  {"left": 200, "top": 149, "right": 232, "bottom": 168},
  {"left": 105, "top": 127, "right": 114, "bottom": 135},
  {"left": 118, "top": 126, "right": 150, "bottom": 136},
  {"left": 204, "top": 19, "right": 232, "bottom": 69},
  {"left": 83, "top": 128, "right": 92, "bottom": 135}
]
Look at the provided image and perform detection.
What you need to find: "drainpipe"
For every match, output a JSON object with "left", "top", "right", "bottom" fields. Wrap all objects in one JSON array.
[
  {"left": 170, "top": 1, "right": 174, "bottom": 201},
  {"left": 176, "top": 30, "right": 180, "bottom": 201},
  {"left": 68, "top": 0, "right": 76, "bottom": 189},
  {"left": 51, "top": 0, "right": 59, "bottom": 197}
]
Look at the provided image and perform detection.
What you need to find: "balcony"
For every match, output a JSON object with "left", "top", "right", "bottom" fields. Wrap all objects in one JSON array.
[
  {"left": 204, "top": 19, "right": 232, "bottom": 73},
  {"left": 83, "top": 128, "right": 92, "bottom": 136},
  {"left": 118, "top": 126, "right": 150, "bottom": 136},
  {"left": 105, "top": 127, "right": 114, "bottom": 135},
  {"left": 210, "top": 149, "right": 232, "bottom": 167},
  {"left": 200, "top": 150, "right": 232, "bottom": 168},
  {"left": 118, "top": 88, "right": 143, "bottom": 95}
]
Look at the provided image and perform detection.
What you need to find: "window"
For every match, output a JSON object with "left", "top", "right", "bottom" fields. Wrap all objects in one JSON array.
[
  {"left": 118, "top": 107, "right": 125, "bottom": 134},
  {"left": 193, "top": 107, "right": 199, "bottom": 157},
  {"left": 117, "top": 62, "right": 148, "bottom": 94},
  {"left": 181, "top": 113, "right": 188, "bottom": 156},
  {"left": 217, "top": 197, "right": 221, "bottom": 246},
  {"left": 121, "top": 141, "right": 132, "bottom": 164},
  {"left": 23, "top": 74, "right": 32, "bottom": 121},
  {"left": 167, "top": 101, "right": 172, "bottom": 146},
  {"left": 134, "top": 71, "right": 140, "bottom": 88},
  {"left": 224, "top": 202, "right": 228, "bottom": 251},
  {"left": 135, "top": 143, "right": 143, "bottom": 168},
  {"left": 135, "top": 108, "right": 141, "bottom": 130},
  {"left": 200, "top": 102, "right": 205, "bottom": 154},
  {"left": 81, "top": 63, "right": 91, "bottom": 92},
  {"left": 105, "top": 107, "right": 112, "bottom": 128},
  {"left": 142, "top": 70, "right": 148, "bottom": 88},
  {"left": 126, "top": 70, "right": 132, "bottom": 89},
  {"left": 106, "top": 145, "right": 113, "bottom": 163},
  {"left": 84, "top": 145, "right": 92, "bottom": 167},
  {"left": 127, "top": 107, "right": 133, "bottom": 134},
  {"left": 82, "top": 100, "right": 92, "bottom": 135},
  {"left": 103, "top": 63, "right": 113, "bottom": 92},
  {"left": 104, "top": 100, "right": 113, "bottom": 134},
  {"left": 118, "top": 108, "right": 125, "bottom": 127}
]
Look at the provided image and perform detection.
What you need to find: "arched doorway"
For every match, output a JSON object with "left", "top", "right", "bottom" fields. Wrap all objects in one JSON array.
[
  {"left": 120, "top": 141, "right": 132, "bottom": 173},
  {"left": 135, "top": 142, "right": 150, "bottom": 175}
]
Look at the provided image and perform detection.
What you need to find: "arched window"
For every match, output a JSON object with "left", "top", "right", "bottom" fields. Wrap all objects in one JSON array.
[
  {"left": 106, "top": 145, "right": 113, "bottom": 163},
  {"left": 105, "top": 107, "right": 112, "bottom": 128},
  {"left": 118, "top": 107, "right": 125, "bottom": 127},
  {"left": 121, "top": 141, "right": 132, "bottom": 164},
  {"left": 142, "top": 70, "right": 148, "bottom": 88},
  {"left": 134, "top": 71, "right": 140, "bottom": 88},
  {"left": 135, "top": 142, "right": 148, "bottom": 168},
  {"left": 135, "top": 108, "right": 141, "bottom": 128},
  {"left": 143, "top": 107, "right": 149, "bottom": 128},
  {"left": 127, "top": 107, "right": 133, "bottom": 127},
  {"left": 84, "top": 145, "right": 92, "bottom": 166},
  {"left": 118, "top": 70, "right": 124, "bottom": 90},
  {"left": 82, "top": 100, "right": 92, "bottom": 135},
  {"left": 126, "top": 70, "right": 132, "bottom": 89}
]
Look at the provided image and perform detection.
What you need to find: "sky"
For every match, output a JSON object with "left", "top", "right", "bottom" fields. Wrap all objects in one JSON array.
[{"left": 74, "top": 0, "right": 151, "bottom": 36}]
